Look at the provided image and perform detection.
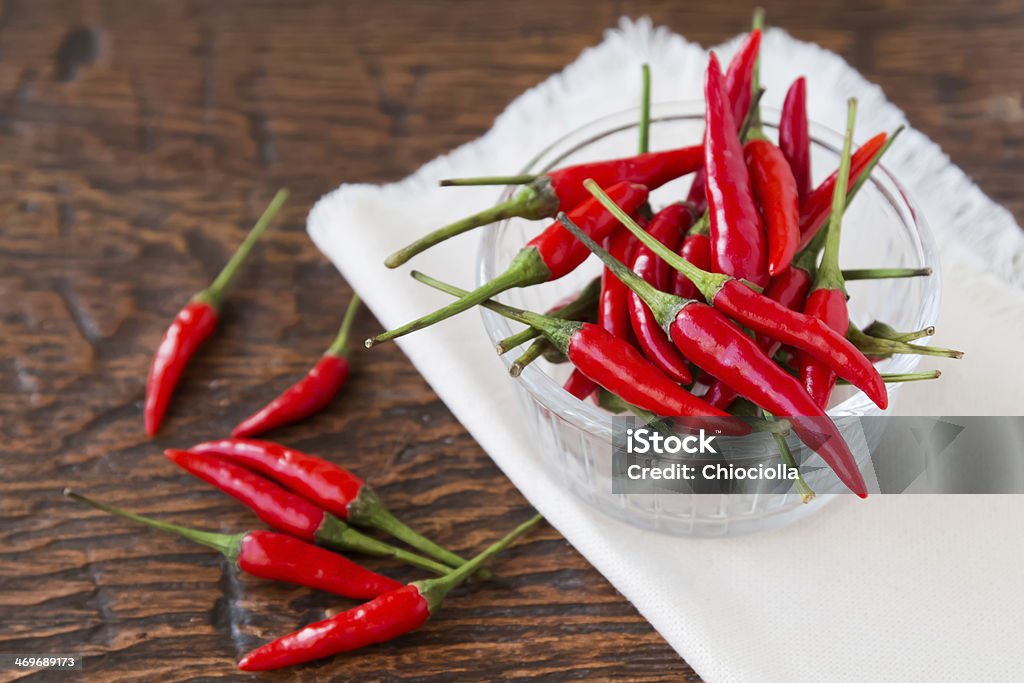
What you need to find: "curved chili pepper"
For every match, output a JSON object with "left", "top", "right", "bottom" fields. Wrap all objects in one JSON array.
[
  {"left": 796, "top": 99, "right": 859, "bottom": 408},
  {"left": 703, "top": 251, "right": 815, "bottom": 409},
  {"left": 723, "top": 29, "right": 762, "bottom": 131},
  {"left": 144, "top": 302, "right": 219, "bottom": 436},
  {"left": 703, "top": 52, "right": 769, "bottom": 288},
  {"left": 233, "top": 295, "right": 361, "bottom": 438},
  {"left": 65, "top": 490, "right": 401, "bottom": 600},
  {"left": 385, "top": 145, "right": 700, "bottom": 267},
  {"left": 668, "top": 303, "right": 867, "bottom": 496},
  {"left": 164, "top": 449, "right": 453, "bottom": 575},
  {"left": 238, "top": 514, "right": 543, "bottom": 671},
  {"left": 780, "top": 77, "right": 811, "bottom": 199},
  {"left": 796, "top": 132, "right": 886, "bottom": 249},
  {"left": 685, "top": 29, "right": 762, "bottom": 213},
  {"left": 144, "top": 189, "right": 288, "bottom": 436},
  {"left": 369, "top": 181, "right": 648, "bottom": 346},
  {"left": 628, "top": 204, "right": 693, "bottom": 384},
  {"left": 554, "top": 212, "right": 867, "bottom": 496},
  {"left": 563, "top": 369, "right": 599, "bottom": 400},
  {"left": 186, "top": 439, "right": 472, "bottom": 572},
  {"left": 744, "top": 138, "right": 799, "bottom": 275},
  {"left": 581, "top": 180, "right": 887, "bottom": 410},
  {"left": 410, "top": 271, "right": 747, "bottom": 433}
]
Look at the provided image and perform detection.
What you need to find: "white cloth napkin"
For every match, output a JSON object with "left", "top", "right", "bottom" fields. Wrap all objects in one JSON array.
[{"left": 309, "top": 19, "right": 1024, "bottom": 682}]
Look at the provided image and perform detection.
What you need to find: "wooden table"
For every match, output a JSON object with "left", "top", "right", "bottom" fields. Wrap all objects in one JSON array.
[{"left": 2, "top": 1, "right": 1020, "bottom": 680}]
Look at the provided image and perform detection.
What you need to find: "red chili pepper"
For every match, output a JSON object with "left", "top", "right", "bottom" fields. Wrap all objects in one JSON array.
[
  {"left": 796, "top": 99, "right": 859, "bottom": 408},
  {"left": 744, "top": 137, "right": 800, "bottom": 276},
  {"left": 164, "top": 449, "right": 453, "bottom": 574},
  {"left": 723, "top": 29, "right": 762, "bottom": 130},
  {"left": 703, "top": 52, "right": 769, "bottom": 288},
  {"left": 628, "top": 204, "right": 693, "bottom": 384},
  {"left": 581, "top": 180, "right": 888, "bottom": 410},
  {"left": 703, "top": 252, "right": 814, "bottom": 409},
  {"left": 672, "top": 220, "right": 711, "bottom": 300},
  {"left": 797, "top": 132, "right": 886, "bottom": 250},
  {"left": 410, "top": 272, "right": 748, "bottom": 433},
  {"left": 385, "top": 146, "right": 701, "bottom": 268},
  {"left": 233, "top": 295, "right": 361, "bottom": 438},
  {"left": 780, "top": 77, "right": 812, "bottom": 199},
  {"left": 64, "top": 490, "right": 402, "bottom": 600},
  {"left": 186, "top": 439, "right": 472, "bottom": 571},
  {"left": 144, "top": 190, "right": 288, "bottom": 436},
  {"left": 599, "top": 227, "right": 640, "bottom": 344},
  {"left": 554, "top": 211, "right": 867, "bottom": 497},
  {"left": 144, "top": 302, "right": 218, "bottom": 436},
  {"left": 667, "top": 303, "right": 866, "bottom": 496},
  {"left": 563, "top": 369, "right": 599, "bottom": 400},
  {"left": 685, "top": 29, "right": 763, "bottom": 214},
  {"left": 238, "top": 514, "right": 543, "bottom": 672},
  {"left": 369, "top": 181, "right": 649, "bottom": 346}
]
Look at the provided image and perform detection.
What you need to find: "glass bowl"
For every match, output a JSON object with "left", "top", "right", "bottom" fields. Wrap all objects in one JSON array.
[{"left": 477, "top": 101, "right": 940, "bottom": 537}]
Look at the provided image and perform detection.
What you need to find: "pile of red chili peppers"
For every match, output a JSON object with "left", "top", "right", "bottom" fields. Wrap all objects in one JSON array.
[
  {"left": 75, "top": 172, "right": 543, "bottom": 670},
  {"left": 70, "top": 11, "right": 966, "bottom": 673},
  {"left": 372, "top": 11, "right": 963, "bottom": 499},
  {"left": 68, "top": 439, "right": 542, "bottom": 670}
]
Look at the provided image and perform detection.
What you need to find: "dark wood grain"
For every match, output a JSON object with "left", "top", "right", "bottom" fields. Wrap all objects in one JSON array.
[{"left": 1, "top": 0, "right": 1020, "bottom": 680}]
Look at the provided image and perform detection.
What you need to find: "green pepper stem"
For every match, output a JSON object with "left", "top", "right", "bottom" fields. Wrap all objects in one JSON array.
[
  {"left": 848, "top": 324, "right": 963, "bottom": 359},
  {"left": 791, "top": 244, "right": 819, "bottom": 277},
  {"left": 863, "top": 320, "right": 935, "bottom": 343},
  {"left": 439, "top": 175, "right": 538, "bottom": 187},
  {"left": 415, "top": 514, "right": 544, "bottom": 611},
  {"left": 197, "top": 189, "right": 288, "bottom": 309},
  {"left": 315, "top": 514, "right": 453, "bottom": 575},
  {"left": 349, "top": 500, "right": 466, "bottom": 569},
  {"left": 841, "top": 267, "right": 932, "bottom": 281},
  {"left": 639, "top": 64, "right": 651, "bottom": 154},
  {"left": 65, "top": 489, "right": 242, "bottom": 562},
  {"left": 739, "top": 88, "right": 767, "bottom": 142},
  {"left": 689, "top": 211, "right": 710, "bottom": 236},
  {"left": 496, "top": 276, "right": 600, "bottom": 353},
  {"left": 762, "top": 412, "right": 815, "bottom": 503},
  {"left": 325, "top": 294, "right": 362, "bottom": 357},
  {"left": 815, "top": 99, "right": 858, "bottom": 292},
  {"left": 409, "top": 271, "right": 578, "bottom": 355},
  {"left": 498, "top": 326, "right": 542, "bottom": 355},
  {"left": 510, "top": 338, "right": 549, "bottom": 377},
  {"left": 581, "top": 180, "right": 730, "bottom": 303},
  {"left": 384, "top": 181, "right": 559, "bottom": 268},
  {"left": 752, "top": 8, "right": 765, "bottom": 32},
  {"left": 839, "top": 370, "right": 941, "bottom": 385},
  {"left": 748, "top": 9, "right": 766, "bottom": 136},
  {"left": 369, "top": 252, "right": 550, "bottom": 347}
]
